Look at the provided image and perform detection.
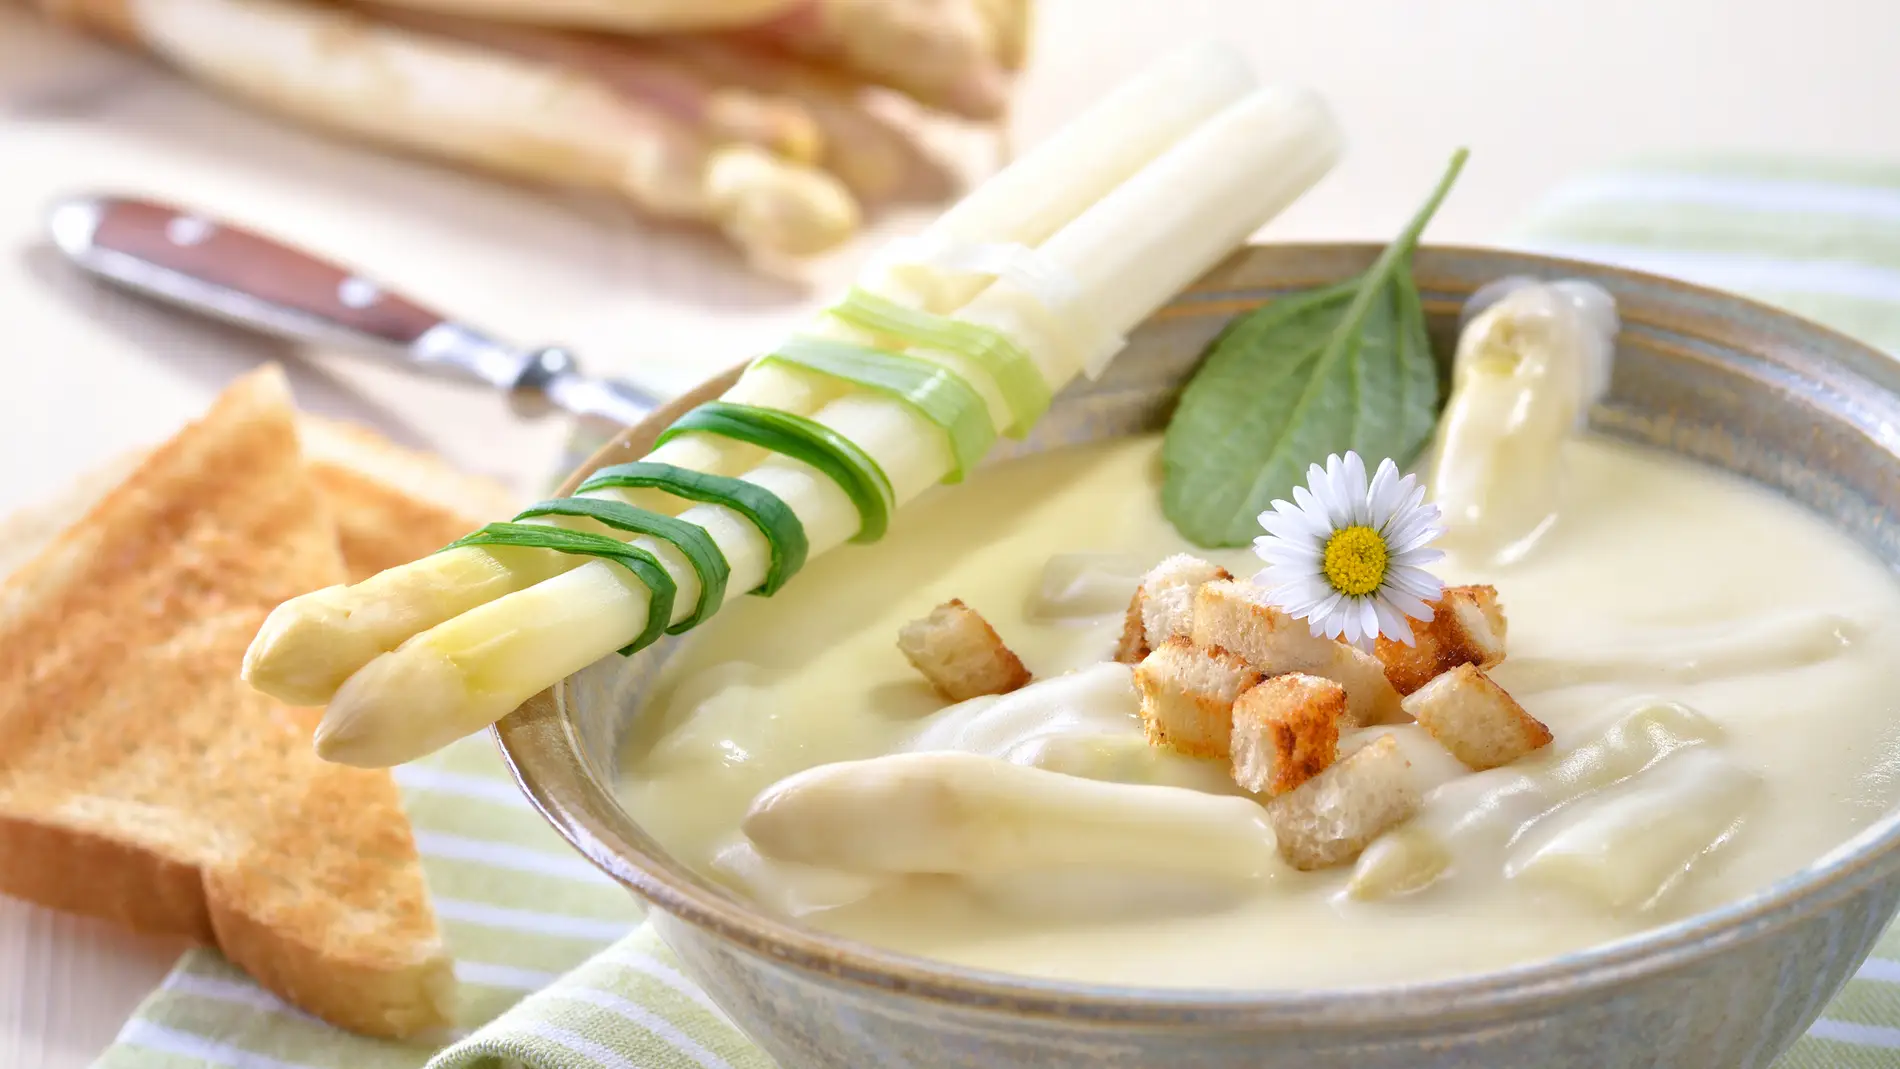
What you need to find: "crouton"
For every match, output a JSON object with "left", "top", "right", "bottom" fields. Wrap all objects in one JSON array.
[
  {"left": 1133, "top": 638, "right": 1263, "bottom": 759},
  {"left": 1376, "top": 585, "right": 1509, "bottom": 695},
  {"left": 897, "top": 599, "right": 1031, "bottom": 702},
  {"left": 1267, "top": 734, "right": 1420, "bottom": 870},
  {"left": 1114, "top": 589, "right": 1149, "bottom": 664},
  {"left": 1113, "top": 554, "right": 1232, "bottom": 664},
  {"left": 1403, "top": 663, "right": 1552, "bottom": 770},
  {"left": 1231, "top": 674, "right": 1345, "bottom": 796},
  {"left": 1191, "top": 580, "right": 1405, "bottom": 726}
]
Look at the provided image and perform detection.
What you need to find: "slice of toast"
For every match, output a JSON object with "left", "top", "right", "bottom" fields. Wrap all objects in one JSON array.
[
  {"left": 297, "top": 414, "right": 519, "bottom": 581},
  {"left": 0, "top": 367, "right": 454, "bottom": 1038}
]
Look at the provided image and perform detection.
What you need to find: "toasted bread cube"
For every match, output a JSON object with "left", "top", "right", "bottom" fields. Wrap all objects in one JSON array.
[
  {"left": 1267, "top": 734, "right": 1419, "bottom": 870},
  {"left": 1376, "top": 585, "right": 1509, "bottom": 695},
  {"left": 1231, "top": 674, "right": 1345, "bottom": 796},
  {"left": 1403, "top": 663, "right": 1551, "bottom": 770},
  {"left": 898, "top": 599, "right": 1031, "bottom": 702},
  {"left": 1191, "top": 580, "right": 1404, "bottom": 726},
  {"left": 1114, "top": 588, "right": 1149, "bottom": 664},
  {"left": 1134, "top": 637, "right": 1263, "bottom": 759},
  {"left": 1113, "top": 554, "right": 1232, "bottom": 664}
]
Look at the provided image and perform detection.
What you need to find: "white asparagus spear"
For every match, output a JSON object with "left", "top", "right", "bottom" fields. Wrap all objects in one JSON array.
[
  {"left": 315, "top": 86, "right": 1344, "bottom": 766},
  {"left": 741, "top": 752, "right": 1280, "bottom": 882},
  {"left": 336, "top": 0, "right": 801, "bottom": 32},
  {"left": 1347, "top": 700, "right": 1723, "bottom": 900},
  {"left": 244, "top": 41, "right": 1261, "bottom": 707},
  {"left": 867, "top": 38, "right": 1258, "bottom": 313},
  {"left": 1426, "top": 280, "right": 1617, "bottom": 564},
  {"left": 1505, "top": 746, "right": 1761, "bottom": 911},
  {"left": 40, "top": 0, "right": 860, "bottom": 258}
]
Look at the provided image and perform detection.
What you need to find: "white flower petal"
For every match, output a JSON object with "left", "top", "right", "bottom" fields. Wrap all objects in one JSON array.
[
  {"left": 1291, "top": 485, "right": 1329, "bottom": 531},
  {"left": 1366, "top": 459, "right": 1403, "bottom": 530},
  {"left": 1340, "top": 452, "right": 1370, "bottom": 525},
  {"left": 1373, "top": 597, "right": 1417, "bottom": 646},
  {"left": 1259, "top": 508, "right": 1321, "bottom": 545},
  {"left": 1385, "top": 507, "right": 1445, "bottom": 552},
  {"left": 1384, "top": 566, "right": 1445, "bottom": 604},
  {"left": 1258, "top": 546, "right": 1322, "bottom": 571},
  {"left": 1382, "top": 588, "right": 1435, "bottom": 622},
  {"left": 1391, "top": 547, "right": 1447, "bottom": 570}
]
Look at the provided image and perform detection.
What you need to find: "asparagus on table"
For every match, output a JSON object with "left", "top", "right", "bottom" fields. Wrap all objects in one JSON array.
[
  {"left": 311, "top": 0, "right": 805, "bottom": 32},
  {"left": 244, "top": 40, "right": 1259, "bottom": 711},
  {"left": 34, "top": 0, "right": 861, "bottom": 259},
  {"left": 357, "top": 3, "right": 826, "bottom": 167},
  {"left": 644, "top": 34, "right": 956, "bottom": 204},
  {"left": 339, "top": 0, "right": 1022, "bottom": 118},
  {"left": 731, "top": 0, "right": 1012, "bottom": 119}
]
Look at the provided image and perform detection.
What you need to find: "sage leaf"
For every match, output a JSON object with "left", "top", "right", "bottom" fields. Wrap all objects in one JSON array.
[{"left": 1161, "top": 149, "right": 1468, "bottom": 547}]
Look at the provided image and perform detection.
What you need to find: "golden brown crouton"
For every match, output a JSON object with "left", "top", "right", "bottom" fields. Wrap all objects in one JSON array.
[
  {"left": 1114, "top": 555, "right": 1233, "bottom": 664},
  {"left": 1231, "top": 674, "right": 1345, "bottom": 796},
  {"left": 1267, "top": 734, "right": 1420, "bottom": 870},
  {"left": 897, "top": 599, "right": 1031, "bottom": 702},
  {"left": 1375, "top": 585, "right": 1509, "bottom": 695},
  {"left": 1133, "top": 638, "right": 1263, "bottom": 759},
  {"left": 1403, "top": 663, "right": 1551, "bottom": 770},
  {"left": 1114, "top": 589, "right": 1149, "bottom": 664},
  {"left": 1191, "top": 580, "right": 1405, "bottom": 727}
]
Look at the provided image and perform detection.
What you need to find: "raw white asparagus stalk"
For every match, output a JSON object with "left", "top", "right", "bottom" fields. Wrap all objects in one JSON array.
[
  {"left": 328, "top": 0, "right": 801, "bottom": 32},
  {"left": 314, "top": 86, "right": 1344, "bottom": 766},
  {"left": 244, "top": 41, "right": 1261, "bottom": 708},
  {"left": 39, "top": 0, "right": 861, "bottom": 258},
  {"left": 357, "top": 2, "right": 826, "bottom": 164},
  {"left": 741, "top": 753, "right": 1280, "bottom": 882},
  {"left": 867, "top": 38, "right": 1258, "bottom": 313}
]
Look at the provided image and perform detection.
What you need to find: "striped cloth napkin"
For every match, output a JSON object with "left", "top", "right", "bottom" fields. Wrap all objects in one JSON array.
[{"left": 92, "top": 155, "right": 1900, "bottom": 1069}]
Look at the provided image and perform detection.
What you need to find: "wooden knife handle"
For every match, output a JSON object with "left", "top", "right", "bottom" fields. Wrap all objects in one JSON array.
[{"left": 46, "top": 194, "right": 445, "bottom": 349}]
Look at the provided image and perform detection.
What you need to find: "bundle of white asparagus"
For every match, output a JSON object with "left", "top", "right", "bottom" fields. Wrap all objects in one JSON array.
[
  {"left": 31, "top": 0, "right": 1028, "bottom": 260},
  {"left": 240, "top": 41, "right": 1347, "bottom": 767}
]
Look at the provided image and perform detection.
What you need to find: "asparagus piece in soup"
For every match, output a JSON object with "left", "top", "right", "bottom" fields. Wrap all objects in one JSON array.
[{"left": 1425, "top": 279, "right": 1618, "bottom": 563}]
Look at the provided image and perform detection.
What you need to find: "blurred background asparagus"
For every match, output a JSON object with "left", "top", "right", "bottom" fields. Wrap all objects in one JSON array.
[{"left": 27, "top": 0, "right": 1029, "bottom": 263}]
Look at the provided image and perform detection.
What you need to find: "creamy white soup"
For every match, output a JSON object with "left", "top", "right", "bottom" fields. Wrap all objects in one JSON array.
[{"left": 616, "top": 432, "right": 1900, "bottom": 989}]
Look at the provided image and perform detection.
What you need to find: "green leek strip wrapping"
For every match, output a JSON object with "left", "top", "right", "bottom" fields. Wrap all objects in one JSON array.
[
  {"left": 656, "top": 402, "right": 893, "bottom": 545},
  {"left": 442, "top": 524, "right": 675, "bottom": 655},
  {"left": 577, "top": 461, "right": 808, "bottom": 595},
  {"left": 511, "top": 498, "right": 730, "bottom": 632},
  {"left": 828, "top": 287, "right": 1052, "bottom": 437},
  {"left": 760, "top": 335, "right": 996, "bottom": 483}
]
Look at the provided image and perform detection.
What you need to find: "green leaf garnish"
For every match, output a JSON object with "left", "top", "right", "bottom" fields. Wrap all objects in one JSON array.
[{"left": 1160, "top": 148, "right": 1467, "bottom": 547}]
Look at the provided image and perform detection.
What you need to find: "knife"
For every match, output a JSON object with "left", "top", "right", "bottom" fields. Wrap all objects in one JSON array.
[{"left": 43, "top": 194, "right": 663, "bottom": 429}]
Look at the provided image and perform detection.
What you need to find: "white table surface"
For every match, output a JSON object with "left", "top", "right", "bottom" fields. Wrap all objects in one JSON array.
[{"left": 5, "top": 0, "right": 1900, "bottom": 1064}]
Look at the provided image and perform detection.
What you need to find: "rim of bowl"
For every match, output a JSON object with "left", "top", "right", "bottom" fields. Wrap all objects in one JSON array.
[{"left": 495, "top": 242, "right": 1900, "bottom": 1029}]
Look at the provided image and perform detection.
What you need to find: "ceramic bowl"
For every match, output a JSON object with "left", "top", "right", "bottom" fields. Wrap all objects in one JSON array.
[{"left": 493, "top": 243, "right": 1900, "bottom": 1068}]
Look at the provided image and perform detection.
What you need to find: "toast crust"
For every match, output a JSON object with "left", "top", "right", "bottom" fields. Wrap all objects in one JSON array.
[{"left": 0, "top": 368, "right": 453, "bottom": 1038}]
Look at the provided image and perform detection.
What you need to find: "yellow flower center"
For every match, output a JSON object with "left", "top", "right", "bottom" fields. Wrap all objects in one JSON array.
[{"left": 1322, "top": 525, "right": 1388, "bottom": 597}]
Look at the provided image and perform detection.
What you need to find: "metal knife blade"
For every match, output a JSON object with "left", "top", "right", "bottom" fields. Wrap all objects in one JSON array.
[{"left": 44, "top": 193, "right": 663, "bottom": 429}]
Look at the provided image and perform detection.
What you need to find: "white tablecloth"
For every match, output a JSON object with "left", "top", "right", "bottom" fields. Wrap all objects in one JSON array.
[{"left": 5, "top": 1, "right": 1900, "bottom": 1064}]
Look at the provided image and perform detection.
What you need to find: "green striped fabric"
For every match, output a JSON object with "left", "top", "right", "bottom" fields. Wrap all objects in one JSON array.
[{"left": 94, "top": 156, "right": 1900, "bottom": 1068}]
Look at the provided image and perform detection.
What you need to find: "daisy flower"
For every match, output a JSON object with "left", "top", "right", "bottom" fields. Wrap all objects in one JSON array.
[{"left": 1252, "top": 452, "right": 1447, "bottom": 651}]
